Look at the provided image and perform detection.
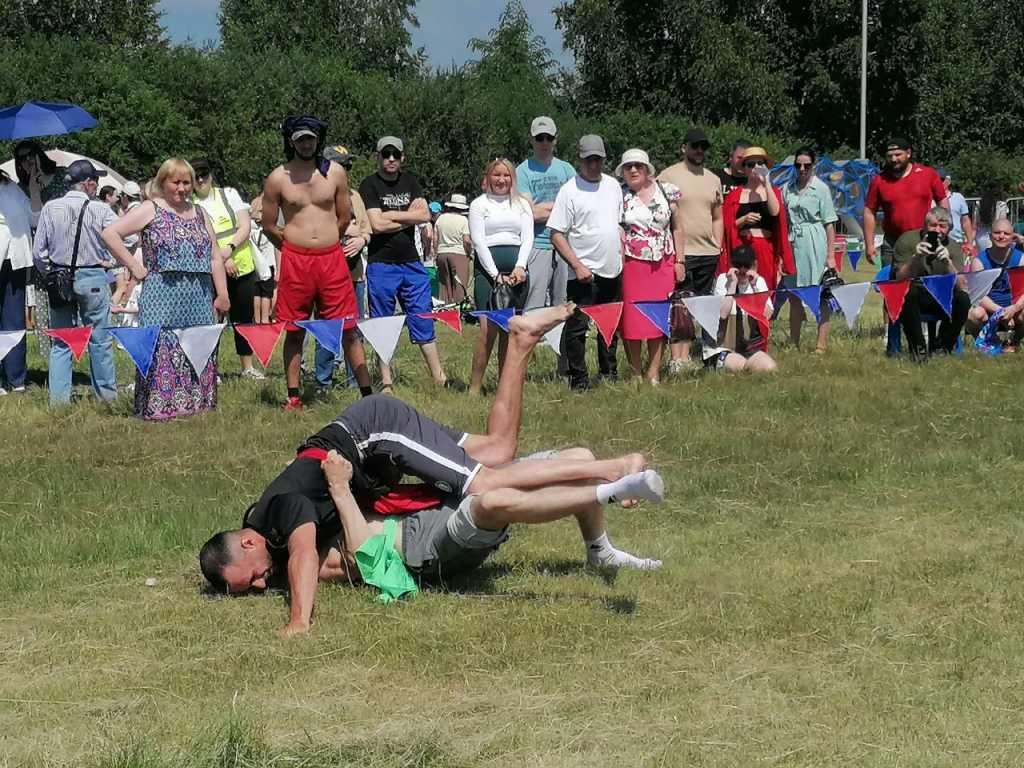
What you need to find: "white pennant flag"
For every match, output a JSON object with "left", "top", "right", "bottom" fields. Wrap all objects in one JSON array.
[
  {"left": 682, "top": 294, "right": 725, "bottom": 336},
  {"left": 964, "top": 268, "right": 1001, "bottom": 307},
  {"left": 357, "top": 315, "right": 406, "bottom": 365},
  {"left": 0, "top": 330, "right": 25, "bottom": 362},
  {"left": 542, "top": 322, "right": 565, "bottom": 355},
  {"left": 830, "top": 282, "right": 872, "bottom": 330},
  {"left": 173, "top": 324, "right": 226, "bottom": 375}
]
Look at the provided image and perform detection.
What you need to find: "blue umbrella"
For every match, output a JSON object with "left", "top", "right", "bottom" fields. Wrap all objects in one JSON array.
[{"left": 0, "top": 101, "right": 98, "bottom": 141}]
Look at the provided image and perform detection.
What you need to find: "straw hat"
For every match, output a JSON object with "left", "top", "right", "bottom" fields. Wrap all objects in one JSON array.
[{"left": 742, "top": 146, "right": 773, "bottom": 166}]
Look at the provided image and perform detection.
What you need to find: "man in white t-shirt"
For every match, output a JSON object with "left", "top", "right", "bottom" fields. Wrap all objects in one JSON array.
[{"left": 548, "top": 134, "right": 624, "bottom": 391}]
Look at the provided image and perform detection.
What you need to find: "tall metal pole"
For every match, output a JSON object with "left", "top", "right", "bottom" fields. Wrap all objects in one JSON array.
[{"left": 860, "top": 0, "right": 868, "bottom": 158}]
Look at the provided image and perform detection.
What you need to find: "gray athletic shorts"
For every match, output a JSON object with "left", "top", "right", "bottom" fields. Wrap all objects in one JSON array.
[
  {"left": 335, "top": 394, "right": 482, "bottom": 495},
  {"left": 401, "top": 495, "right": 508, "bottom": 583}
]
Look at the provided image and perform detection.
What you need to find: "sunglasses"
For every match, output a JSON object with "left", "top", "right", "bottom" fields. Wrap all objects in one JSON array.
[
  {"left": 743, "top": 160, "right": 765, "bottom": 168},
  {"left": 794, "top": 162, "right": 813, "bottom": 169},
  {"left": 380, "top": 149, "right": 401, "bottom": 160},
  {"left": 196, "top": 172, "right": 211, "bottom": 180},
  {"left": 688, "top": 143, "right": 710, "bottom": 150},
  {"left": 622, "top": 162, "right": 646, "bottom": 172},
  {"left": 534, "top": 134, "right": 555, "bottom": 142}
]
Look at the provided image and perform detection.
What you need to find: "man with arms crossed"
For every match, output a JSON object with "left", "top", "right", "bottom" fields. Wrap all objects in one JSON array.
[{"left": 261, "top": 115, "right": 373, "bottom": 410}]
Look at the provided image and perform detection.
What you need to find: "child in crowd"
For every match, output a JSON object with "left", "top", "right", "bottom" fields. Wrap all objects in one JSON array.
[{"left": 704, "top": 245, "right": 778, "bottom": 373}]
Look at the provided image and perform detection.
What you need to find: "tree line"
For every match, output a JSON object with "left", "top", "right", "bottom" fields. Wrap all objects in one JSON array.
[{"left": 1, "top": 0, "right": 1020, "bottom": 200}]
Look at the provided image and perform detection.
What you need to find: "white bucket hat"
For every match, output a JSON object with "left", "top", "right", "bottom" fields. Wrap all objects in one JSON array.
[
  {"left": 445, "top": 193, "right": 470, "bottom": 210},
  {"left": 615, "top": 148, "right": 656, "bottom": 177}
]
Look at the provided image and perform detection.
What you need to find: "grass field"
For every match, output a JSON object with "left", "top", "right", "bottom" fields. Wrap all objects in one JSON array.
[{"left": 4, "top": 270, "right": 1024, "bottom": 767}]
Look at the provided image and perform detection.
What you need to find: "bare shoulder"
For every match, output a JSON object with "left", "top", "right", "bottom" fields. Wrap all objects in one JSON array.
[{"left": 326, "top": 162, "right": 349, "bottom": 191}]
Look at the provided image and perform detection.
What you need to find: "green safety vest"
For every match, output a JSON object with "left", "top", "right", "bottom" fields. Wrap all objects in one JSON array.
[{"left": 195, "top": 187, "right": 255, "bottom": 276}]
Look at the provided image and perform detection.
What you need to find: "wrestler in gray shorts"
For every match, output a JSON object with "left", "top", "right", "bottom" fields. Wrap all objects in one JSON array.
[
  {"left": 402, "top": 496, "right": 509, "bottom": 584},
  {"left": 334, "top": 394, "right": 482, "bottom": 496}
]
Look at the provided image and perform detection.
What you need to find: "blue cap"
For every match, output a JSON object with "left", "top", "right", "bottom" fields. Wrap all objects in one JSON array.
[{"left": 429, "top": 201, "right": 442, "bottom": 214}]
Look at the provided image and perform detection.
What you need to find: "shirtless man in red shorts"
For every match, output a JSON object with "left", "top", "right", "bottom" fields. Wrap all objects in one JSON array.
[{"left": 261, "top": 115, "right": 373, "bottom": 410}]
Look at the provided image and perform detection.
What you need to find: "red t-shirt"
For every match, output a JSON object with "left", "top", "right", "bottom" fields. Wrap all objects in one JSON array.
[{"left": 865, "top": 164, "right": 946, "bottom": 239}]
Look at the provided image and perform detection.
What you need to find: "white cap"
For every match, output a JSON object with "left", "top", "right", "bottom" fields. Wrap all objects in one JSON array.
[
  {"left": 121, "top": 181, "right": 142, "bottom": 198},
  {"left": 530, "top": 116, "right": 557, "bottom": 137},
  {"left": 291, "top": 128, "right": 318, "bottom": 141}
]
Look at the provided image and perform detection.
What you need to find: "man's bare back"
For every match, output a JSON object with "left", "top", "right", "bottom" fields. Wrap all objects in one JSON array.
[{"left": 262, "top": 160, "right": 351, "bottom": 250}]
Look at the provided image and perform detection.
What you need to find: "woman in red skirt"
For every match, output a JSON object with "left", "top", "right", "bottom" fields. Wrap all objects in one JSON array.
[
  {"left": 618, "top": 149, "right": 685, "bottom": 384},
  {"left": 719, "top": 146, "right": 795, "bottom": 291}
]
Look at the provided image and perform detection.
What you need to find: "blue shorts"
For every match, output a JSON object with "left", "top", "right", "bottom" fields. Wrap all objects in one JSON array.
[{"left": 366, "top": 261, "right": 435, "bottom": 344}]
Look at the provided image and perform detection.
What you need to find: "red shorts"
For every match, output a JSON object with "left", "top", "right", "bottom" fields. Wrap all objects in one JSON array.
[{"left": 276, "top": 241, "right": 358, "bottom": 330}]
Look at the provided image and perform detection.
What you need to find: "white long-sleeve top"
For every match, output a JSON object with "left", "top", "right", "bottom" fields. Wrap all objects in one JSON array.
[
  {"left": 0, "top": 181, "right": 34, "bottom": 271},
  {"left": 468, "top": 192, "right": 534, "bottom": 279}
]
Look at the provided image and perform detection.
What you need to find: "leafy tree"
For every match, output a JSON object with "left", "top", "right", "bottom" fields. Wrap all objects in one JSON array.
[{"left": 0, "top": 0, "right": 163, "bottom": 46}]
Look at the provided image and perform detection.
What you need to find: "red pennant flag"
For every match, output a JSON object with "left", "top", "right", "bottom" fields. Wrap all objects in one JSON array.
[
  {"left": 417, "top": 310, "right": 462, "bottom": 334},
  {"left": 46, "top": 327, "right": 92, "bottom": 361},
  {"left": 734, "top": 291, "right": 772, "bottom": 324},
  {"left": 877, "top": 280, "right": 911, "bottom": 323},
  {"left": 1008, "top": 268, "right": 1024, "bottom": 304},
  {"left": 233, "top": 322, "right": 286, "bottom": 366},
  {"left": 581, "top": 302, "right": 623, "bottom": 346}
]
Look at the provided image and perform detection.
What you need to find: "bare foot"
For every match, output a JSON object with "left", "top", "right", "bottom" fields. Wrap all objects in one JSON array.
[
  {"left": 603, "top": 453, "right": 648, "bottom": 481},
  {"left": 509, "top": 303, "right": 575, "bottom": 339}
]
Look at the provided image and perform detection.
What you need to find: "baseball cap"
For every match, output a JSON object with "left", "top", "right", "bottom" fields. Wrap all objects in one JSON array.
[
  {"left": 577, "top": 134, "right": 606, "bottom": 159},
  {"left": 190, "top": 158, "right": 212, "bottom": 175},
  {"left": 531, "top": 116, "right": 557, "bottom": 137},
  {"left": 291, "top": 127, "right": 318, "bottom": 141},
  {"left": 324, "top": 145, "right": 353, "bottom": 165},
  {"left": 683, "top": 128, "right": 710, "bottom": 147},
  {"left": 121, "top": 181, "right": 142, "bottom": 199},
  {"left": 884, "top": 137, "right": 911, "bottom": 152},
  {"left": 65, "top": 159, "right": 106, "bottom": 183},
  {"left": 376, "top": 136, "right": 404, "bottom": 153}
]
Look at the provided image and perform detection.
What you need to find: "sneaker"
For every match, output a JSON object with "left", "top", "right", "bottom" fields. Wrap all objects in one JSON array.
[
  {"left": 0, "top": 387, "right": 7, "bottom": 396},
  {"left": 283, "top": 396, "right": 305, "bottom": 412},
  {"left": 12, "top": 386, "right": 25, "bottom": 393},
  {"left": 241, "top": 367, "right": 266, "bottom": 381}
]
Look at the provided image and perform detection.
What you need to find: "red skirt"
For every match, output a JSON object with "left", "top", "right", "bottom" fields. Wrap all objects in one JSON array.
[{"left": 621, "top": 254, "right": 675, "bottom": 340}]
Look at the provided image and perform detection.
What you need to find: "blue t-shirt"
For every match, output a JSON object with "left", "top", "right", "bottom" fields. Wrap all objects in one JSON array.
[
  {"left": 948, "top": 192, "right": 969, "bottom": 242},
  {"left": 516, "top": 157, "right": 576, "bottom": 250}
]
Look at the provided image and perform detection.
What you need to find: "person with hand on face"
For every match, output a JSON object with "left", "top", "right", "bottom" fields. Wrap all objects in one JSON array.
[
  {"left": 359, "top": 137, "right": 447, "bottom": 393},
  {"left": 467, "top": 158, "right": 533, "bottom": 394},
  {"left": 966, "top": 218, "right": 1024, "bottom": 340},
  {"left": 549, "top": 135, "right": 625, "bottom": 391},
  {"left": 719, "top": 147, "right": 795, "bottom": 291},
  {"left": 190, "top": 159, "right": 263, "bottom": 380},
  {"left": 261, "top": 116, "right": 373, "bottom": 410},
  {"left": 617, "top": 149, "right": 684, "bottom": 385},
  {"left": 704, "top": 245, "right": 777, "bottom": 373},
  {"left": 101, "top": 158, "right": 231, "bottom": 419}
]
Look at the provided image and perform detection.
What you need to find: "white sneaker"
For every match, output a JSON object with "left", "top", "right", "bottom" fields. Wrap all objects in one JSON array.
[
  {"left": 0, "top": 387, "right": 7, "bottom": 396},
  {"left": 12, "top": 386, "right": 25, "bottom": 393},
  {"left": 241, "top": 367, "right": 266, "bottom": 381}
]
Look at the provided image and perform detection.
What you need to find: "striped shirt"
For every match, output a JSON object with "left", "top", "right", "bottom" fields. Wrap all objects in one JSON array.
[{"left": 32, "top": 190, "right": 117, "bottom": 272}]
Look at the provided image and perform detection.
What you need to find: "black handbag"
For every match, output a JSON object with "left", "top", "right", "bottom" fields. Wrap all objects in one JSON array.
[
  {"left": 45, "top": 199, "right": 91, "bottom": 308},
  {"left": 488, "top": 274, "right": 529, "bottom": 311}
]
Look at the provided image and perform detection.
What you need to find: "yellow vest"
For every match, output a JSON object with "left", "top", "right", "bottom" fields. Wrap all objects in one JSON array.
[{"left": 195, "top": 187, "right": 255, "bottom": 276}]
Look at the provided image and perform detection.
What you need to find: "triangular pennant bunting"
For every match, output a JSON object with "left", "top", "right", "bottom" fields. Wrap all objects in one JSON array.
[
  {"left": 417, "top": 310, "right": 462, "bottom": 334},
  {"left": 357, "top": 315, "right": 406, "bottom": 365},
  {"left": 964, "top": 268, "right": 1001, "bottom": 306},
  {"left": 295, "top": 318, "right": 345, "bottom": 355},
  {"left": 1007, "top": 268, "right": 1024, "bottom": 304},
  {"left": 469, "top": 308, "right": 515, "bottom": 332},
  {"left": 0, "top": 330, "right": 25, "bottom": 362},
  {"left": 173, "top": 324, "right": 225, "bottom": 375},
  {"left": 788, "top": 285, "right": 823, "bottom": 324},
  {"left": 830, "top": 282, "right": 871, "bottom": 329},
  {"left": 110, "top": 326, "right": 160, "bottom": 378},
  {"left": 921, "top": 273, "right": 956, "bottom": 319},
  {"left": 632, "top": 301, "right": 671, "bottom": 338},
  {"left": 682, "top": 295, "right": 725, "bottom": 336},
  {"left": 580, "top": 302, "right": 623, "bottom": 346},
  {"left": 236, "top": 321, "right": 287, "bottom": 366},
  {"left": 877, "top": 280, "right": 911, "bottom": 323},
  {"left": 847, "top": 249, "right": 862, "bottom": 271},
  {"left": 734, "top": 291, "right": 772, "bottom": 324},
  {"left": 542, "top": 321, "right": 565, "bottom": 355},
  {"left": 47, "top": 327, "right": 92, "bottom": 361}
]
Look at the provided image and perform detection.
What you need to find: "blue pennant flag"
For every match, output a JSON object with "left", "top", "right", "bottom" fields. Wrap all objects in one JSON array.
[
  {"left": 633, "top": 301, "right": 671, "bottom": 338},
  {"left": 469, "top": 308, "right": 515, "bottom": 332},
  {"left": 789, "top": 285, "right": 823, "bottom": 324},
  {"left": 847, "top": 249, "right": 862, "bottom": 271},
  {"left": 111, "top": 326, "right": 160, "bottom": 378},
  {"left": 295, "top": 318, "right": 344, "bottom": 355},
  {"left": 921, "top": 273, "right": 955, "bottom": 318}
]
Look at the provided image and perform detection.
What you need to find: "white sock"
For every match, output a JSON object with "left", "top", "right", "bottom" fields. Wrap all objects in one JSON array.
[
  {"left": 586, "top": 532, "right": 662, "bottom": 571},
  {"left": 595, "top": 470, "right": 664, "bottom": 504}
]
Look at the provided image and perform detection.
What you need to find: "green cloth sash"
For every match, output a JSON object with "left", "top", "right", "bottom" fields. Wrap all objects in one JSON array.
[{"left": 355, "top": 518, "right": 419, "bottom": 603}]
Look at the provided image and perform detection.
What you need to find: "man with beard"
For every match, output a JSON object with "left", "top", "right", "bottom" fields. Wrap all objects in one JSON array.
[
  {"left": 261, "top": 115, "right": 373, "bottom": 410},
  {"left": 658, "top": 129, "right": 724, "bottom": 373}
]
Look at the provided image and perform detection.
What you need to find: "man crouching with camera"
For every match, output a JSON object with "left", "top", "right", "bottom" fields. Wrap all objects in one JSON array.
[{"left": 891, "top": 206, "right": 971, "bottom": 362}]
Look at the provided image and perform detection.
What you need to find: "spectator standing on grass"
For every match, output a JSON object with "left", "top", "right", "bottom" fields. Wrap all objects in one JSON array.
[
  {"left": 781, "top": 148, "right": 837, "bottom": 352},
  {"left": 248, "top": 194, "right": 278, "bottom": 324},
  {"left": 0, "top": 169, "right": 34, "bottom": 395},
  {"left": 938, "top": 169, "right": 974, "bottom": 261},
  {"left": 110, "top": 182, "right": 145, "bottom": 323},
  {"left": 191, "top": 159, "right": 263, "bottom": 380},
  {"left": 516, "top": 116, "right": 577, "bottom": 311},
  {"left": 658, "top": 129, "right": 724, "bottom": 373},
  {"left": 101, "top": 158, "right": 231, "bottom": 419},
  {"left": 975, "top": 182, "right": 1009, "bottom": 251},
  {"left": 33, "top": 160, "right": 119, "bottom": 407},
  {"left": 433, "top": 194, "right": 472, "bottom": 304},
  {"left": 716, "top": 139, "right": 751, "bottom": 198},
  {"left": 359, "top": 136, "right": 447, "bottom": 392},
  {"left": 549, "top": 134, "right": 624, "bottom": 391},
  {"left": 468, "top": 158, "right": 533, "bottom": 395},
  {"left": 617, "top": 148, "right": 684, "bottom": 385}
]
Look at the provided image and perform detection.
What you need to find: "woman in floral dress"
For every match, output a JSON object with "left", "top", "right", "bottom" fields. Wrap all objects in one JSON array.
[{"left": 617, "top": 149, "right": 685, "bottom": 384}]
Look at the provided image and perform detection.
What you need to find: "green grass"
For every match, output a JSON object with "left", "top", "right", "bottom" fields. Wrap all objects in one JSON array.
[{"left": 4, "top": 270, "right": 1024, "bottom": 767}]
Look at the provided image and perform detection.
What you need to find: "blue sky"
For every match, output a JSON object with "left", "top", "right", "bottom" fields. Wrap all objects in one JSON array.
[{"left": 156, "top": 0, "right": 573, "bottom": 69}]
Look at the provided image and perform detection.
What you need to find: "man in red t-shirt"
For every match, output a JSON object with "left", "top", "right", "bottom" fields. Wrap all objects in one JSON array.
[{"left": 864, "top": 138, "right": 949, "bottom": 266}]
